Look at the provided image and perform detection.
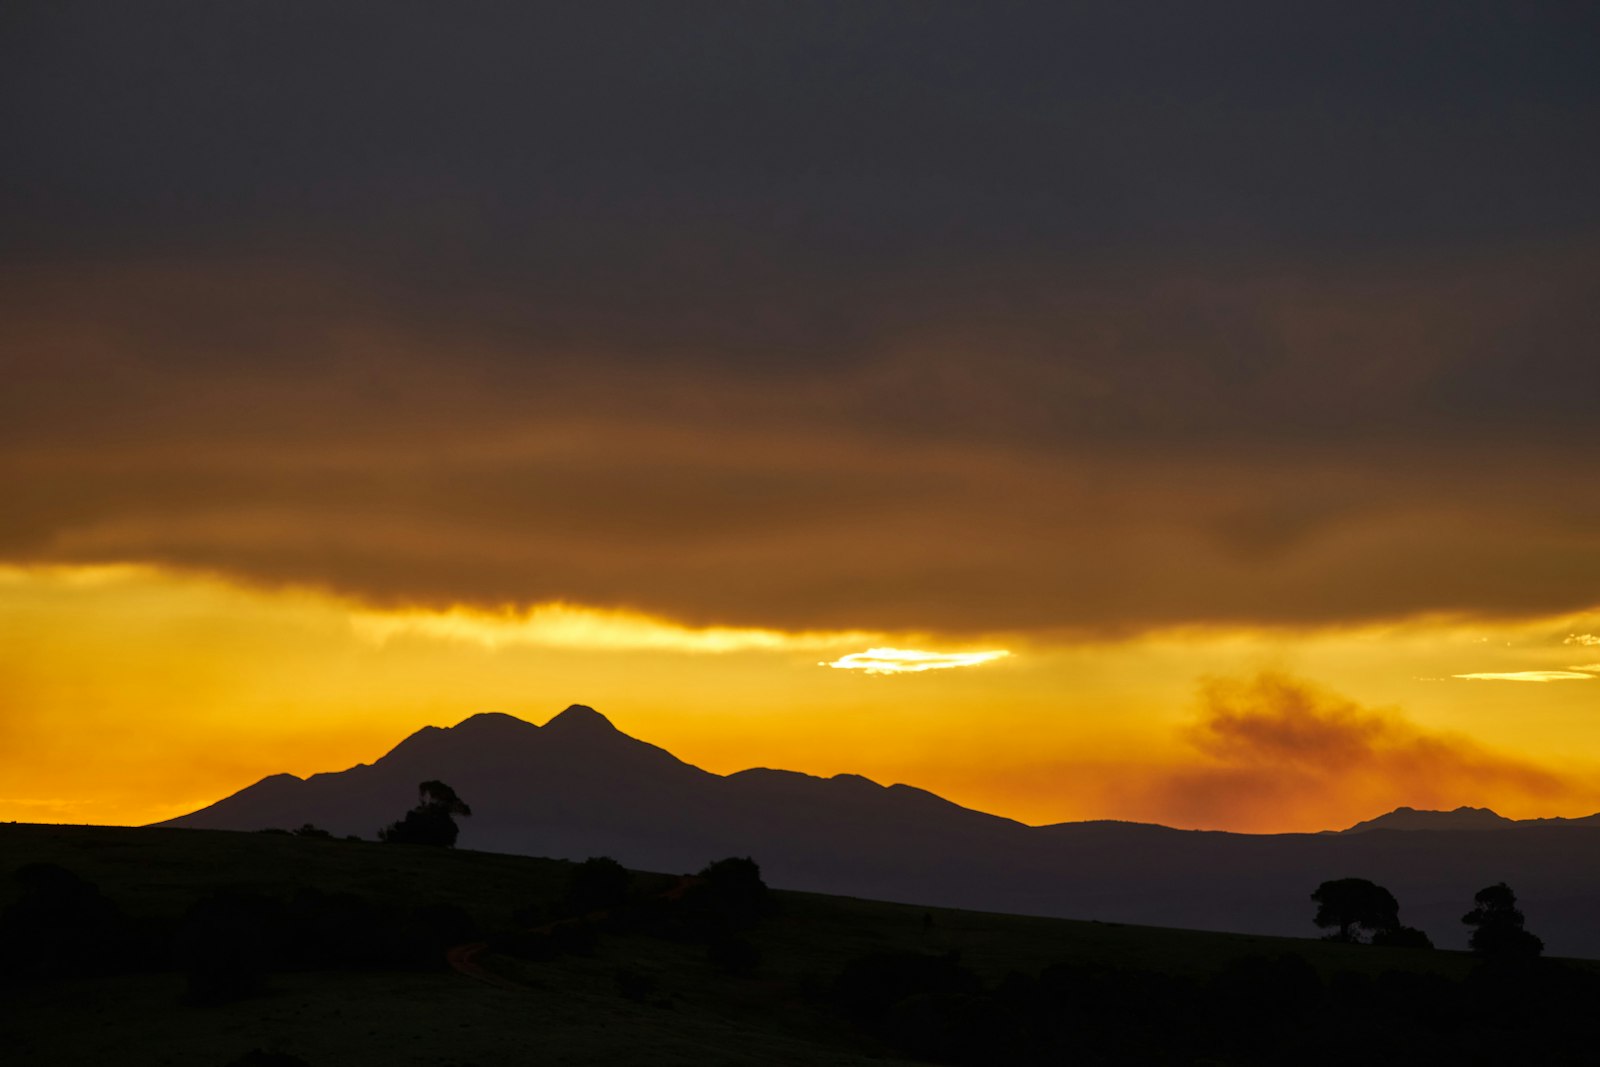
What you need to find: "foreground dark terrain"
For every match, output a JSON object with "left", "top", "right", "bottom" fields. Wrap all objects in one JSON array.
[{"left": 5, "top": 823, "right": 1600, "bottom": 1066}]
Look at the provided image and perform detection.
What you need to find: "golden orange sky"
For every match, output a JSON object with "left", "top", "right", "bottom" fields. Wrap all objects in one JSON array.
[
  {"left": 5, "top": 563, "right": 1597, "bottom": 832},
  {"left": 6, "top": 8, "right": 1599, "bottom": 841}
]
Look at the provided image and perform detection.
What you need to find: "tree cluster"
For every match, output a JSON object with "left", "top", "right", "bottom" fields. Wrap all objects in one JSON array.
[
  {"left": 1311, "top": 877, "right": 1433, "bottom": 948},
  {"left": 1310, "top": 876, "right": 1544, "bottom": 963}
]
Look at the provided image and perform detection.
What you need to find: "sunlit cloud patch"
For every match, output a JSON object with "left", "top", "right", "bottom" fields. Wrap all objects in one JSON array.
[
  {"left": 1567, "top": 634, "right": 1600, "bottom": 647},
  {"left": 350, "top": 602, "right": 875, "bottom": 654},
  {"left": 822, "top": 647, "right": 1011, "bottom": 675},
  {"left": 1451, "top": 671, "right": 1596, "bottom": 683}
]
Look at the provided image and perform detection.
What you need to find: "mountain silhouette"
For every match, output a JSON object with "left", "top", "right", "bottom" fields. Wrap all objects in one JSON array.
[
  {"left": 161, "top": 706, "right": 1600, "bottom": 957},
  {"left": 1337, "top": 805, "right": 1600, "bottom": 834},
  {"left": 1339, "top": 806, "right": 1516, "bottom": 833}
]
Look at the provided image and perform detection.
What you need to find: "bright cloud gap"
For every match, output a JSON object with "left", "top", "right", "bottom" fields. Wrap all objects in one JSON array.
[
  {"left": 1451, "top": 670, "right": 1596, "bottom": 683},
  {"left": 822, "top": 647, "right": 1012, "bottom": 675},
  {"left": 350, "top": 602, "right": 876, "bottom": 654}
]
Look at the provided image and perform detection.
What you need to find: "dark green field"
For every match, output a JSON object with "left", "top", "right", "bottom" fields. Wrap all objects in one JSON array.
[{"left": 1, "top": 824, "right": 1591, "bottom": 1066}]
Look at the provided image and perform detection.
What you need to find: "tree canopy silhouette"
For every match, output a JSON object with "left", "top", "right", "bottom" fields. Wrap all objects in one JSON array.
[
  {"left": 1311, "top": 877, "right": 1401, "bottom": 943},
  {"left": 565, "top": 856, "right": 630, "bottom": 915},
  {"left": 698, "top": 856, "right": 770, "bottom": 923},
  {"left": 379, "top": 780, "right": 472, "bottom": 847},
  {"left": 1462, "top": 882, "right": 1543, "bottom": 963}
]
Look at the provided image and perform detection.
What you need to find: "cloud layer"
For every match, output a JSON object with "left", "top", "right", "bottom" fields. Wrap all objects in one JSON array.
[
  {"left": 3, "top": 7, "right": 1598, "bottom": 637},
  {"left": 4, "top": 255, "right": 1599, "bottom": 637}
]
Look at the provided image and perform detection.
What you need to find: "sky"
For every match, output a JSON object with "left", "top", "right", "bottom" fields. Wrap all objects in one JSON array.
[{"left": 3, "top": 3, "right": 1599, "bottom": 832}]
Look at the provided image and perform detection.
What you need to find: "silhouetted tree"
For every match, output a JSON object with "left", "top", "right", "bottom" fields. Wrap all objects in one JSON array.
[
  {"left": 668, "top": 856, "right": 773, "bottom": 940},
  {"left": 292, "top": 823, "right": 332, "bottom": 839},
  {"left": 1462, "top": 882, "right": 1543, "bottom": 962},
  {"left": 565, "top": 856, "right": 630, "bottom": 915},
  {"left": 1311, "top": 877, "right": 1400, "bottom": 943},
  {"left": 379, "top": 780, "right": 472, "bottom": 847},
  {"left": 698, "top": 856, "right": 770, "bottom": 922}
]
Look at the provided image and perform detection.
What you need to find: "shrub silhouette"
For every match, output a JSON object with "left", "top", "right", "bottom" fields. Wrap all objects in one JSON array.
[
  {"left": 379, "top": 780, "right": 472, "bottom": 847},
  {"left": 177, "top": 889, "right": 282, "bottom": 1002},
  {"left": 547, "top": 918, "right": 599, "bottom": 957},
  {"left": 706, "top": 930, "right": 761, "bottom": 975},
  {"left": 1462, "top": 882, "right": 1543, "bottom": 963},
  {"left": 565, "top": 856, "right": 630, "bottom": 915},
  {"left": 1216, "top": 953, "right": 1322, "bottom": 1028},
  {"left": 291, "top": 823, "right": 332, "bottom": 839},
  {"left": 832, "top": 950, "right": 981, "bottom": 1024},
  {"left": 882, "top": 990, "right": 1020, "bottom": 1066},
  {"left": 279, "top": 888, "right": 390, "bottom": 969},
  {"left": 698, "top": 856, "right": 770, "bottom": 921},
  {"left": 1312, "top": 877, "right": 1401, "bottom": 943},
  {"left": 499, "top": 919, "right": 597, "bottom": 961},
  {"left": 0, "top": 863, "right": 134, "bottom": 978},
  {"left": 394, "top": 902, "right": 479, "bottom": 968},
  {"left": 613, "top": 965, "right": 659, "bottom": 1002}
]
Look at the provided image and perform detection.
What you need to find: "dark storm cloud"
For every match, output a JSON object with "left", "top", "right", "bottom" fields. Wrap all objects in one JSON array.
[
  {"left": 7, "top": 2, "right": 1598, "bottom": 262},
  {"left": 2, "top": 3, "right": 1598, "bottom": 633}
]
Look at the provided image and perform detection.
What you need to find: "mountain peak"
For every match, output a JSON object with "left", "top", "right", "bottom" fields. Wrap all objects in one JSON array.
[
  {"left": 452, "top": 711, "right": 536, "bottom": 733},
  {"left": 1341, "top": 805, "right": 1513, "bottom": 833},
  {"left": 543, "top": 704, "right": 618, "bottom": 734}
]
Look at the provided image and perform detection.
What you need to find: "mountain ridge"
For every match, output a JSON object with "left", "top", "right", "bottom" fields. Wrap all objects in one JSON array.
[{"left": 159, "top": 705, "right": 1600, "bottom": 957}]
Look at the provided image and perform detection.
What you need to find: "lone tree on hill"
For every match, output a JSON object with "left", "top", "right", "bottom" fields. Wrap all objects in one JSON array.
[
  {"left": 565, "top": 856, "right": 631, "bottom": 915},
  {"left": 1311, "top": 877, "right": 1401, "bottom": 943},
  {"left": 1462, "top": 882, "right": 1543, "bottom": 962},
  {"left": 380, "top": 780, "right": 472, "bottom": 847},
  {"left": 677, "top": 856, "right": 773, "bottom": 938}
]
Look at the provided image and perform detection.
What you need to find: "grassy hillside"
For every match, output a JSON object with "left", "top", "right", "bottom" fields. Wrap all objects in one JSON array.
[{"left": 1, "top": 824, "right": 1592, "bottom": 1066}]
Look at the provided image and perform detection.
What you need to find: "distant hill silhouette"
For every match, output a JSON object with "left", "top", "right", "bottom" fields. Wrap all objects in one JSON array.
[
  {"left": 1337, "top": 805, "right": 1600, "bottom": 834},
  {"left": 1338, "top": 806, "right": 1517, "bottom": 833},
  {"left": 160, "top": 705, "right": 1600, "bottom": 957}
]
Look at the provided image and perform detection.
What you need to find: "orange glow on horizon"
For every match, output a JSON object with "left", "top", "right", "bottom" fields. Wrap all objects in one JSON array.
[{"left": 3, "top": 564, "right": 1600, "bottom": 833}]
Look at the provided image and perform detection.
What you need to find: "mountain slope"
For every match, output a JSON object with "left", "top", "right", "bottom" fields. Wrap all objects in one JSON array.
[{"left": 160, "top": 706, "right": 1600, "bottom": 957}]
